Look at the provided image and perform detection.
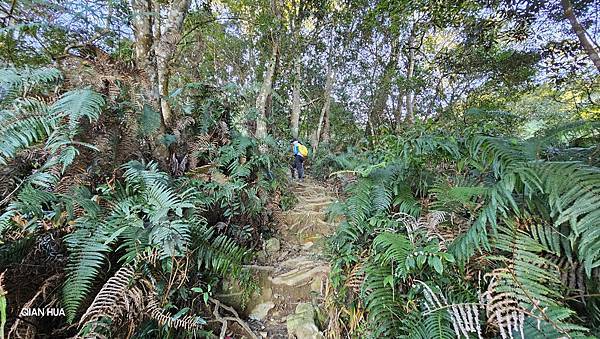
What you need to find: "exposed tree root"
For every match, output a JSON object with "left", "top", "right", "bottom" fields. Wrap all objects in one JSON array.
[{"left": 209, "top": 297, "right": 258, "bottom": 339}]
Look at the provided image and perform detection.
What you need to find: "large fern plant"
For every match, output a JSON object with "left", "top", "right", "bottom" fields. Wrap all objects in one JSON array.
[
  {"left": 327, "top": 122, "right": 600, "bottom": 338},
  {"left": 61, "top": 160, "right": 249, "bottom": 324},
  {"left": 0, "top": 67, "right": 104, "bottom": 235}
]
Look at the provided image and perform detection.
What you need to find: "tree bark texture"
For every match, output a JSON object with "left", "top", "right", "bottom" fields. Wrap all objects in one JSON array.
[
  {"left": 319, "top": 66, "right": 334, "bottom": 145},
  {"left": 561, "top": 0, "right": 600, "bottom": 72},
  {"left": 130, "top": 0, "right": 158, "bottom": 109},
  {"left": 290, "top": 55, "right": 302, "bottom": 139},
  {"left": 130, "top": 0, "right": 191, "bottom": 129},
  {"left": 394, "top": 91, "right": 404, "bottom": 132},
  {"left": 154, "top": 0, "right": 192, "bottom": 127},
  {"left": 367, "top": 39, "right": 400, "bottom": 135},
  {"left": 255, "top": 41, "right": 279, "bottom": 139},
  {"left": 404, "top": 31, "right": 416, "bottom": 125}
]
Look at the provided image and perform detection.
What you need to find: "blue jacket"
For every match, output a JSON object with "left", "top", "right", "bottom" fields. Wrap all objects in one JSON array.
[{"left": 293, "top": 143, "right": 299, "bottom": 155}]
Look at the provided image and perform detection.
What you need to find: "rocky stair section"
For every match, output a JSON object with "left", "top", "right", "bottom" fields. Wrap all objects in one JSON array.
[{"left": 241, "top": 179, "right": 337, "bottom": 338}]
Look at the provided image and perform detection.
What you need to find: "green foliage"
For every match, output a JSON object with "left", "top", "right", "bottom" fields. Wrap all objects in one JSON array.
[
  {"left": 0, "top": 62, "right": 288, "bottom": 336},
  {"left": 61, "top": 160, "right": 251, "bottom": 323},
  {"left": 0, "top": 67, "right": 103, "bottom": 210},
  {"left": 63, "top": 217, "right": 112, "bottom": 322},
  {"left": 51, "top": 89, "right": 104, "bottom": 133},
  {"left": 328, "top": 122, "right": 600, "bottom": 337}
]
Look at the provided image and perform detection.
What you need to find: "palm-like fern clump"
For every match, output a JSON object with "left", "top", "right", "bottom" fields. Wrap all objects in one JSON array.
[{"left": 327, "top": 123, "right": 600, "bottom": 338}]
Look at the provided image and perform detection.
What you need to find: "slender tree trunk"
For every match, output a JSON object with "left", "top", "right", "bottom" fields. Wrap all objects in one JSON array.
[
  {"left": 130, "top": 0, "right": 170, "bottom": 164},
  {"left": 130, "top": 0, "right": 191, "bottom": 129},
  {"left": 367, "top": 39, "right": 400, "bottom": 135},
  {"left": 561, "top": 0, "right": 600, "bottom": 72},
  {"left": 314, "top": 65, "right": 334, "bottom": 153},
  {"left": 130, "top": 0, "right": 190, "bottom": 165},
  {"left": 394, "top": 92, "right": 404, "bottom": 132},
  {"left": 290, "top": 55, "right": 301, "bottom": 139},
  {"left": 131, "top": 0, "right": 153, "bottom": 71},
  {"left": 131, "top": 0, "right": 158, "bottom": 107},
  {"left": 255, "top": 41, "right": 279, "bottom": 139},
  {"left": 154, "top": 0, "right": 192, "bottom": 127},
  {"left": 321, "top": 88, "right": 331, "bottom": 144},
  {"left": 405, "top": 31, "right": 416, "bottom": 124}
]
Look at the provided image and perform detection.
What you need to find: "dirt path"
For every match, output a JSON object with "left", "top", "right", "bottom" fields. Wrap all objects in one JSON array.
[{"left": 245, "top": 179, "right": 338, "bottom": 338}]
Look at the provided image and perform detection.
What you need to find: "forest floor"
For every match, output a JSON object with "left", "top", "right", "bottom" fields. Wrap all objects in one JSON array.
[{"left": 242, "top": 178, "right": 338, "bottom": 338}]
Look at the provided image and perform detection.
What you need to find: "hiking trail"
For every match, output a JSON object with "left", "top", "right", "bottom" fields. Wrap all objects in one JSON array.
[{"left": 224, "top": 178, "right": 338, "bottom": 338}]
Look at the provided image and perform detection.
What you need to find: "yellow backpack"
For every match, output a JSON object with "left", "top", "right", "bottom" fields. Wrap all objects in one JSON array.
[{"left": 298, "top": 144, "right": 308, "bottom": 157}]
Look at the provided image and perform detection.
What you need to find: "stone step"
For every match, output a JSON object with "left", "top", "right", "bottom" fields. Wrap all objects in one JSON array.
[
  {"left": 244, "top": 180, "right": 334, "bottom": 338},
  {"left": 295, "top": 200, "right": 334, "bottom": 212},
  {"left": 270, "top": 264, "right": 329, "bottom": 287},
  {"left": 294, "top": 188, "right": 332, "bottom": 196},
  {"left": 283, "top": 210, "right": 327, "bottom": 221}
]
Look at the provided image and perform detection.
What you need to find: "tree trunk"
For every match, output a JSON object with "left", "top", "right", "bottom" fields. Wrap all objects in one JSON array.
[
  {"left": 130, "top": 0, "right": 169, "bottom": 164},
  {"left": 321, "top": 97, "right": 331, "bottom": 144},
  {"left": 130, "top": 0, "right": 190, "bottom": 165},
  {"left": 367, "top": 39, "right": 400, "bottom": 135},
  {"left": 255, "top": 41, "right": 279, "bottom": 139},
  {"left": 290, "top": 55, "right": 301, "bottom": 139},
  {"left": 131, "top": 0, "right": 158, "bottom": 109},
  {"left": 405, "top": 31, "right": 416, "bottom": 125},
  {"left": 154, "top": 0, "right": 192, "bottom": 128},
  {"left": 394, "top": 92, "right": 404, "bottom": 132},
  {"left": 561, "top": 0, "right": 600, "bottom": 72},
  {"left": 131, "top": 0, "right": 153, "bottom": 72},
  {"left": 130, "top": 0, "right": 191, "bottom": 129},
  {"left": 314, "top": 65, "right": 334, "bottom": 153}
]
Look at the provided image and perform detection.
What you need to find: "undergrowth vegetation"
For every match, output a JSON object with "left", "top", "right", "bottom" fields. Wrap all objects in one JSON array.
[
  {"left": 323, "top": 121, "right": 600, "bottom": 338},
  {"left": 1, "top": 1, "right": 600, "bottom": 338},
  {"left": 0, "top": 67, "right": 288, "bottom": 338}
]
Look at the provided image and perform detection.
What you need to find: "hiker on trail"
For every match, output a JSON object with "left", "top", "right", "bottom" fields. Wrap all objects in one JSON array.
[{"left": 291, "top": 138, "right": 307, "bottom": 180}]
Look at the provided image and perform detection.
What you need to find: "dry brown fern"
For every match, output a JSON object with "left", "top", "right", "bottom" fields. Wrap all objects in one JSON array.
[
  {"left": 54, "top": 165, "right": 90, "bottom": 196},
  {"left": 345, "top": 261, "right": 366, "bottom": 296},
  {"left": 483, "top": 269, "right": 526, "bottom": 339},
  {"left": 77, "top": 264, "right": 136, "bottom": 328},
  {"left": 76, "top": 249, "right": 160, "bottom": 337},
  {"left": 8, "top": 274, "right": 63, "bottom": 339},
  {"left": 145, "top": 294, "right": 201, "bottom": 331},
  {"left": 172, "top": 116, "right": 195, "bottom": 141},
  {"left": 188, "top": 134, "right": 217, "bottom": 169}
]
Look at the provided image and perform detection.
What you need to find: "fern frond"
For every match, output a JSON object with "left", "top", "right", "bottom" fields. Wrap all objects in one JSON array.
[
  {"left": 485, "top": 223, "right": 587, "bottom": 337},
  {"left": 470, "top": 136, "right": 535, "bottom": 177},
  {"left": 417, "top": 281, "right": 482, "bottom": 339},
  {"left": 483, "top": 268, "right": 527, "bottom": 338},
  {"left": 122, "top": 160, "right": 170, "bottom": 188},
  {"left": 51, "top": 89, "right": 104, "bottom": 132},
  {"left": 77, "top": 250, "right": 161, "bottom": 335},
  {"left": 146, "top": 294, "right": 203, "bottom": 331},
  {"left": 191, "top": 222, "right": 247, "bottom": 277},
  {"left": 63, "top": 218, "right": 112, "bottom": 323},
  {"left": 529, "top": 161, "right": 600, "bottom": 274},
  {"left": 373, "top": 232, "right": 412, "bottom": 269},
  {"left": 78, "top": 264, "right": 136, "bottom": 328},
  {"left": 0, "top": 67, "right": 62, "bottom": 100},
  {"left": 0, "top": 113, "right": 54, "bottom": 165},
  {"left": 402, "top": 309, "right": 455, "bottom": 339},
  {"left": 361, "top": 261, "right": 402, "bottom": 337}
]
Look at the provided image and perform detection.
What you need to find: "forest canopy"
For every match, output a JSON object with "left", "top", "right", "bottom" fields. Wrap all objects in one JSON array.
[{"left": 0, "top": 0, "right": 599, "bottom": 338}]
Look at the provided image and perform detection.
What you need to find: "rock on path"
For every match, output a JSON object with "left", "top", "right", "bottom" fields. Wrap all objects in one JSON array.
[{"left": 247, "top": 179, "right": 337, "bottom": 338}]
